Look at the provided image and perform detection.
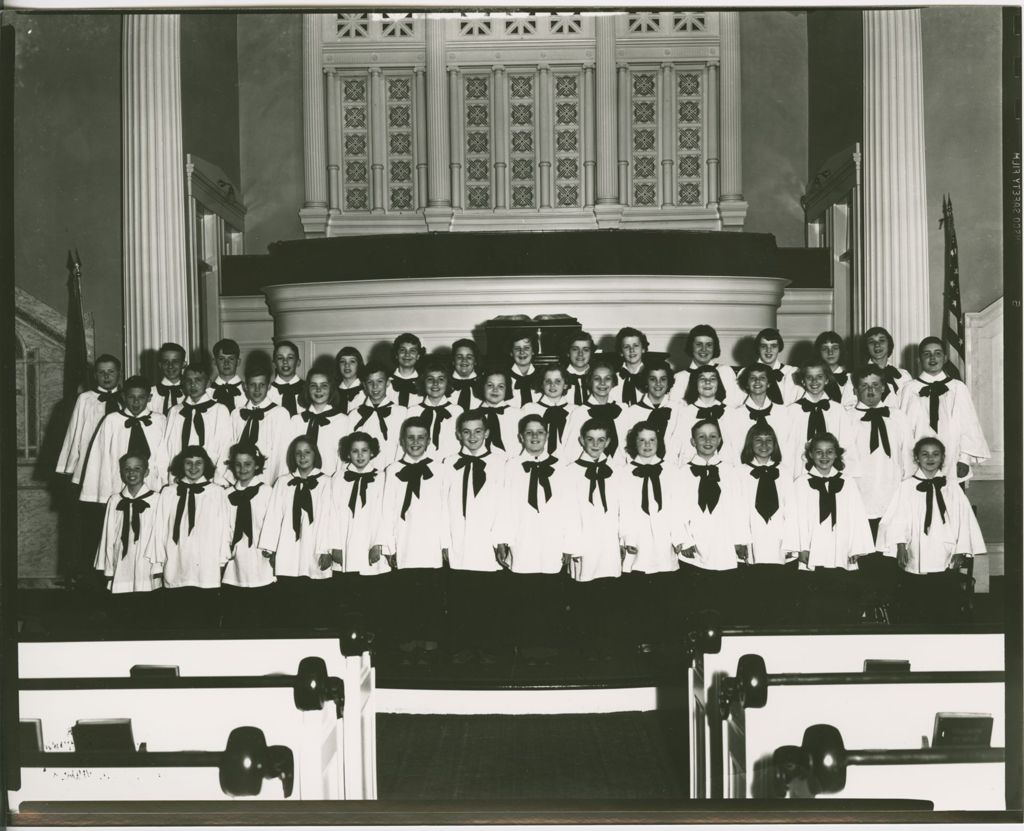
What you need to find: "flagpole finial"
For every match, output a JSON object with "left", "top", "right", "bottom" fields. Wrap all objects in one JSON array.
[{"left": 66, "top": 249, "right": 82, "bottom": 278}]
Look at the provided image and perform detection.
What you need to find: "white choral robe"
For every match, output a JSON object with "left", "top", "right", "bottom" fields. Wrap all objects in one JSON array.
[
  {"left": 256, "top": 469, "right": 333, "bottom": 580},
  {"left": 610, "top": 365, "right": 646, "bottom": 405},
  {"left": 783, "top": 468, "right": 876, "bottom": 571},
  {"left": 79, "top": 408, "right": 168, "bottom": 504},
  {"left": 151, "top": 478, "right": 232, "bottom": 588},
  {"left": 406, "top": 398, "right": 464, "bottom": 459},
  {"left": 618, "top": 395, "right": 677, "bottom": 449},
  {"left": 760, "top": 361, "right": 801, "bottom": 405},
  {"left": 736, "top": 460, "right": 796, "bottom": 565},
  {"left": 376, "top": 455, "right": 447, "bottom": 569},
  {"left": 95, "top": 487, "right": 160, "bottom": 593},
  {"left": 222, "top": 476, "right": 275, "bottom": 588},
  {"left": 478, "top": 402, "right": 521, "bottom": 458},
  {"left": 879, "top": 473, "right": 987, "bottom": 574},
  {"left": 210, "top": 375, "right": 247, "bottom": 413},
  {"left": 783, "top": 393, "right": 859, "bottom": 476},
  {"left": 900, "top": 372, "right": 990, "bottom": 482},
  {"left": 678, "top": 454, "right": 749, "bottom": 571},
  {"left": 149, "top": 378, "right": 184, "bottom": 417},
  {"left": 492, "top": 451, "right": 567, "bottom": 575},
  {"left": 290, "top": 406, "right": 351, "bottom": 476},
  {"left": 824, "top": 367, "right": 858, "bottom": 410},
  {"left": 387, "top": 371, "right": 419, "bottom": 408},
  {"left": 618, "top": 458, "right": 690, "bottom": 574},
  {"left": 317, "top": 462, "right": 389, "bottom": 576},
  {"left": 231, "top": 401, "right": 294, "bottom": 485},
  {"left": 441, "top": 449, "right": 504, "bottom": 572},
  {"left": 449, "top": 374, "right": 484, "bottom": 412},
  {"left": 520, "top": 396, "right": 578, "bottom": 458},
  {"left": 673, "top": 362, "right": 742, "bottom": 406},
  {"left": 560, "top": 453, "right": 623, "bottom": 582},
  {"left": 162, "top": 393, "right": 233, "bottom": 475},
  {"left": 57, "top": 387, "right": 121, "bottom": 482},
  {"left": 847, "top": 403, "right": 919, "bottom": 519},
  {"left": 336, "top": 380, "right": 367, "bottom": 415},
  {"left": 665, "top": 401, "right": 734, "bottom": 466},
  {"left": 267, "top": 375, "right": 305, "bottom": 417},
  {"left": 348, "top": 398, "right": 408, "bottom": 463},
  {"left": 724, "top": 398, "right": 795, "bottom": 467},
  {"left": 561, "top": 401, "right": 631, "bottom": 467},
  {"left": 867, "top": 360, "right": 913, "bottom": 408}
]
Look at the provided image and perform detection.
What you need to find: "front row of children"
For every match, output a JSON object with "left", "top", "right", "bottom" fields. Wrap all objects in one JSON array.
[{"left": 96, "top": 408, "right": 985, "bottom": 660}]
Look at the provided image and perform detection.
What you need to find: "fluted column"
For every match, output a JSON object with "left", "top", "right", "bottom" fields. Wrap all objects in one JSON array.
[
  {"left": 660, "top": 62, "right": 674, "bottom": 208},
  {"left": 718, "top": 11, "right": 747, "bottom": 229},
  {"left": 424, "top": 16, "right": 453, "bottom": 230},
  {"left": 616, "top": 64, "right": 629, "bottom": 204},
  {"left": 326, "top": 70, "right": 341, "bottom": 213},
  {"left": 594, "top": 15, "right": 621, "bottom": 226},
  {"left": 706, "top": 60, "right": 720, "bottom": 208},
  {"left": 538, "top": 64, "right": 553, "bottom": 209},
  {"left": 415, "top": 67, "right": 428, "bottom": 209},
  {"left": 583, "top": 63, "right": 596, "bottom": 208},
  {"left": 863, "top": 9, "right": 930, "bottom": 361},
  {"left": 369, "top": 67, "right": 386, "bottom": 213},
  {"left": 300, "top": 14, "right": 329, "bottom": 236},
  {"left": 122, "top": 13, "right": 189, "bottom": 375}
]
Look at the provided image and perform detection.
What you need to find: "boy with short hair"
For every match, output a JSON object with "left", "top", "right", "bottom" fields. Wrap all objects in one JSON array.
[
  {"left": 564, "top": 331, "right": 595, "bottom": 405},
  {"left": 389, "top": 333, "right": 424, "bottom": 407},
  {"left": 350, "top": 362, "right": 408, "bottom": 463},
  {"left": 150, "top": 342, "right": 187, "bottom": 415},
  {"left": 450, "top": 338, "right": 483, "bottom": 411},
  {"left": 863, "top": 326, "right": 911, "bottom": 406},
  {"left": 783, "top": 360, "right": 857, "bottom": 475},
  {"left": 267, "top": 340, "right": 305, "bottom": 417},
  {"left": 210, "top": 338, "right": 246, "bottom": 413},
  {"left": 161, "top": 363, "right": 234, "bottom": 477},
  {"left": 520, "top": 366, "right": 577, "bottom": 456},
  {"left": 56, "top": 354, "right": 123, "bottom": 483},
  {"left": 562, "top": 357, "right": 629, "bottom": 463},
  {"left": 506, "top": 329, "right": 540, "bottom": 406},
  {"left": 231, "top": 366, "right": 294, "bottom": 483},
  {"left": 406, "top": 359, "right": 464, "bottom": 458}
]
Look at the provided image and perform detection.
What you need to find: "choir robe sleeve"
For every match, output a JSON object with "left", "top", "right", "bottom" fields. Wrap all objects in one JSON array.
[
  {"left": 314, "top": 474, "right": 349, "bottom": 556},
  {"left": 213, "top": 486, "right": 233, "bottom": 567},
  {"left": 877, "top": 483, "right": 911, "bottom": 556},
  {"left": 950, "top": 381, "right": 991, "bottom": 465},
  {"left": 95, "top": 496, "right": 120, "bottom": 577},
  {"left": 256, "top": 477, "right": 289, "bottom": 554},
  {"left": 373, "top": 464, "right": 402, "bottom": 557},
  {"left": 148, "top": 486, "right": 174, "bottom": 572},
  {"left": 56, "top": 392, "right": 104, "bottom": 480},
  {"left": 948, "top": 483, "right": 987, "bottom": 557}
]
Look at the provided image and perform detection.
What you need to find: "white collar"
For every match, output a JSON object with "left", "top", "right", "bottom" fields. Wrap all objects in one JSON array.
[
  {"left": 918, "top": 371, "right": 949, "bottom": 382},
  {"left": 272, "top": 375, "right": 302, "bottom": 386},
  {"left": 512, "top": 365, "right": 535, "bottom": 377},
  {"left": 119, "top": 486, "right": 153, "bottom": 499},
  {"left": 183, "top": 392, "right": 215, "bottom": 406},
  {"left": 687, "top": 453, "right": 721, "bottom": 467},
  {"left": 213, "top": 375, "right": 243, "bottom": 386},
  {"left": 809, "top": 467, "right": 839, "bottom": 479}
]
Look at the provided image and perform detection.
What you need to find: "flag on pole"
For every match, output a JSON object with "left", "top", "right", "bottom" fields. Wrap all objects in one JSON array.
[
  {"left": 939, "top": 195, "right": 966, "bottom": 376},
  {"left": 63, "top": 248, "right": 90, "bottom": 402}
]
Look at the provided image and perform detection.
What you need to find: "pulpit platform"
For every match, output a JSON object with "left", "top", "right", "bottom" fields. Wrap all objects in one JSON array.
[{"left": 221, "top": 229, "right": 830, "bottom": 369}]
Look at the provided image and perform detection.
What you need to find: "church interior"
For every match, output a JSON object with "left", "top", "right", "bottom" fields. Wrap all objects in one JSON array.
[{"left": 2, "top": 6, "right": 1018, "bottom": 821}]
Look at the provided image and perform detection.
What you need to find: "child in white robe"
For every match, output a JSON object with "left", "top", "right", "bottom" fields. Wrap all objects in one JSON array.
[
  {"left": 783, "top": 361, "right": 858, "bottom": 476},
  {"left": 257, "top": 435, "right": 334, "bottom": 624},
  {"left": 388, "top": 333, "right": 423, "bottom": 408},
  {"left": 562, "top": 357, "right": 631, "bottom": 465},
  {"left": 267, "top": 340, "right": 305, "bottom": 417},
  {"left": 477, "top": 369, "right": 520, "bottom": 458},
  {"left": 349, "top": 363, "right": 408, "bottom": 463},
  {"left": 619, "top": 422, "right": 691, "bottom": 647},
  {"left": 727, "top": 363, "right": 795, "bottom": 465},
  {"left": 863, "top": 326, "right": 913, "bottom": 407},
  {"left": 493, "top": 415, "right": 568, "bottom": 659},
  {"left": 335, "top": 346, "right": 367, "bottom": 415},
  {"left": 611, "top": 327, "right": 649, "bottom": 405},
  {"left": 372, "top": 417, "right": 447, "bottom": 659},
  {"left": 449, "top": 339, "right": 484, "bottom": 412},
  {"left": 666, "top": 365, "right": 735, "bottom": 464},
  {"left": 56, "top": 353, "right": 122, "bottom": 483},
  {"left": 816, "top": 330, "right": 857, "bottom": 410},
  {"left": 94, "top": 453, "right": 160, "bottom": 625},
  {"left": 672, "top": 324, "right": 741, "bottom": 406},
  {"left": 220, "top": 443, "right": 275, "bottom": 626},
  {"left": 151, "top": 446, "right": 232, "bottom": 627},
  {"left": 405, "top": 360, "right": 464, "bottom": 459},
  {"left": 149, "top": 342, "right": 186, "bottom": 416},
  {"left": 748, "top": 328, "right": 800, "bottom": 405},
  {"left": 506, "top": 329, "right": 540, "bottom": 406},
  {"left": 290, "top": 371, "right": 351, "bottom": 476},
  {"left": 161, "top": 364, "right": 233, "bottom": 481},
  {"left": 880, "top": 437, "right": 986, "bottom": 624},
  {"left": 209, "top": 338, "right": 246, "bottom": 413},
  {"left": 520, "top": 366, "right": 577, "bottom": 458},
  {"left": 783, "top": 432, "right": 875, "bottom": 624},
  {"left": 618, "top": 360, "right": 678, "bottom": 451},
  {"left": 563, "top": 331, "right": 595, "bottom": 405},
  {"left": 900, "top": 336, "right": 990, "bottom": 483},
  {"left": 441, "top": 410, "right": 507, "bottom": 662},
  {"left": 231, "top": 367, "right": 293, "bottom": 484}
]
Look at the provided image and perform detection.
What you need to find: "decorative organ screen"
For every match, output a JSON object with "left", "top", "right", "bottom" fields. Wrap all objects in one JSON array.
[{"left": 320, "top": 11, "right": 721, "bottom": 231}]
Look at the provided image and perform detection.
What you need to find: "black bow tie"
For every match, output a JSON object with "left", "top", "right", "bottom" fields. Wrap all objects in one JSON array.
[
  {"left": 239, "top": 405, "right": 274, "bottom": 445},
  {"left": 764, "top": 367, "right": 785, "bottom": 405},
  {"left": 617, "top": 368, "right": 643, "bottom": 405},
  {"left": 343, "top": 469, "right": 377, "bottom": 514},
  {"left": 917, "top": 379, "right": 949, "bottom": 431},
  {"left": 287, "top": 474, "right": 320, "bottom": 540},
  {"left": 799, "top": 398, "right": 830, "bottom": 441},
  {"left": 576, "top": 458, "right": 612, "bottom": 511},
  {"left": 301, "top": 407, "right": 343, "bottom": 444},
  {"left": 355, "top": 403, "right": 393, "bottom": 439},
  {"left": 876, "top": 364, "right": 902, "bottom": 399},
  {"left": 631, "top": 462, "right": 663, "bottom": 515},
  {"left": 522, "top": 456, "right": 557, "bottom": 511},
  {"left": 916, "top": 476, "right": 949, "bottom": 535},
  {"left": 180, "top": 399, "right": 216, "bottom": 448},
  {"left": 689, "top": 463, "right": 721, "bottom": 513},
  {"left": 696, "top": 403, "right": 726, "bottom": 421},
  {"left": 116, "top": 492, "right": 152, "bottom": 555},
  {"left": 511, "top": 372, "right": 535, "bottom": 406},
  {"left": 122, "top": 413, "right": 153, "bottom": 459},
  {"left": 825, "top": 370, "right": 848, "bottom": 403},
  {"left": 453, "top": 453, "right": 489, "bottom": 517},
  {"left": 450, "top": 376, "right": 477, "bottom": 411},
  {"left": 481, "top": 407, "right": 508, "bottom": 451},
  {"left": 156, "top": 382, "right": 183, "bottom": 415},
  {"left": 748, "top": 465, "right": 780, "bottom": 522},
  {"left": 95, "top": 388, "right": 120, "bottom": 414},
  {"left": 395, "top": 458, "right": 434, "bottom": 520},
  {"left": 228, "top": 484, "right": 263, "bottom": 547},
  {"left": 747, "top": 404, "right": 773, "bottom": 423},
  {"left": 390, "top": 376, "right": 418, "bottom": 407},
  {"left": 420, "top": 403, "right": 452, "bottom": 449},
  {"left": 859, "top": 407, "right": 892, "bottom": 456},
  {"left": 338, "top": 385, "right": 363, "bottom": 413},
  {"left": 173, "top": 481, "right": 207, "bottom": 543},
  {"left": 211, "top": 381, "right": 241, "bottom": 412},
  {"left": 541, "top": 403, "right": 569, "bottom": 453},
  {"left": 273, "top": 381, "right": 302, "bottom": 416},
  {"left": 807, "top": 474, "right": 844, "bottom": 528},
  {"left": 638, "top": 401, "right": 672, "bottom": 436}
]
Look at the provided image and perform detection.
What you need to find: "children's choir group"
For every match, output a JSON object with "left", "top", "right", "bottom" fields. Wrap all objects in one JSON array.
[{"left": 56, "top": 324, "right": 990, "bottom": 659}]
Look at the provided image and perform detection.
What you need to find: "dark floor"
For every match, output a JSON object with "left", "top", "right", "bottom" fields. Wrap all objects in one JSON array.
[{"left": 376, "top": 711, "right": 689, "bottom": 800}]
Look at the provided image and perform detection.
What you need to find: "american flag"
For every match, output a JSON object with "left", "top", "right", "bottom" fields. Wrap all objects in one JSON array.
[
  {"left": 939, "top": 195, "right": 965, "bottom": 375},
  {"left": 63, "top": 249, "right": 91, "bottom": 402}
]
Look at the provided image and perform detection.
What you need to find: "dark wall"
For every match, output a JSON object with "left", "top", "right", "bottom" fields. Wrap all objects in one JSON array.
[
  {"left": 11, "top": 12, "right": 123, "bottom": 360},
  {"left": 237, "top": 13, "right": 304, "bottom": 255},
  {"left": 806, "top": 9, "right": 863, "bottom": 182},
  {"left": 181, "top": 13, "right": 240, "bottom": 187},
  {"left": 740, "top": 10, "right": 809, "bottom": 248}
]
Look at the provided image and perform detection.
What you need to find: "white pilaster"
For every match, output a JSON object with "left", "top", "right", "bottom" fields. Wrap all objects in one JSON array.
[
  {"left": 424, "top": 16, "right": 453, "bottom": 230},
  {"left": 369, "top": 67, "right": 386, "bottom": 214},
  {"left": 300, "top": 14, "right": 329, "bottom": 236},
  {"left": 706, "top": 60, "right": 720, "bottom": 209},
  {"left": 863, "top": 9, "right": 930, "bottom": 361},
  {"left": 538, "top": 64, "right": 553, "bottom": 209},
  {"left": 616, "top": 64, "right": 629, "bottom": 206},
  {"left": 415, "top": 67, "right": 428, "bottom": 210},
  {"left": 446, "top": 67, "right": 462, "bottom": 210},
  {"left": 122, "top": 13, "right": 189, "bottom": 375},
  {"left": 493, "top": 65, "right": 508, "bottom": 210},
  {"left": 326, "top": 69, "right": 341, "bottom": 213},
  {"left": 660, "top": 62, "right": 674, "bottom": 208},
  {"left": 594, "top": 15, "right": 621, "bottom": 227},
  {"left": 718, "top": 11, "right": 748, "bottom": 230},
  {"left": 583, "top": 64, "right": 596, "bottom": 208}
]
